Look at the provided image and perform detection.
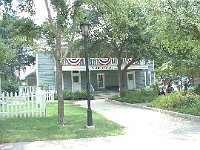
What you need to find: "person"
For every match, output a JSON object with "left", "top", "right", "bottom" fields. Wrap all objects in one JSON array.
[
  {"left": 159, "top": 86, "right": 166, "bottom": 95},
  {"left": 178, "top": 80, "right": 182, "bottom": 91},
  {"left": 166, "top": 81, "right": 174, "bottom": 93},
  {"left": 183, "top": 80, "right": 189, "bottom": 91}
]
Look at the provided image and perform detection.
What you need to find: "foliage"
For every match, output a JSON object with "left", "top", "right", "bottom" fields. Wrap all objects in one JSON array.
[
  {"left": 147, "top": 0, "right": 200, "bottom": 78},
  {"left": 150, "top": 92, "right": 200, "bottom": 116},
  {"left": 0, "top": 41, "right": 10, "bottom": 66},
  {"left": 0, "top": 13, "right": 38, "bottom": 82},
  {"left": 0, "top": 101, "right": 124, "bottom": 143},
  {"left": 112, "top": 89, "right": 158, "bottom": 104},
  {"left": 1, "top": 79, "right": 18, "bottom": 93},
  {"left": 40, "top": 0, "right": 87, "bottom": 124},
  {"left": 194, "top": 84, "right": 200, "bottom": 95},
  {"left": 55, "top": 90, "right": 93, "bottom": 100},
  {"left": 86, "top": 0, "right": 156, "bottom": 96}
]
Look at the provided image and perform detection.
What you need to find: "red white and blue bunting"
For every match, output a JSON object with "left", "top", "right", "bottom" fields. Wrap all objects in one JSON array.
[
  {"left": 66, "top": 58, "right": 82, "bottom": 66},
  {"left": 98, "top": 58, "right": 111, "bottom": 65},
  {"left": 127, "top": 58, "right": 140, "bottom": 65}
]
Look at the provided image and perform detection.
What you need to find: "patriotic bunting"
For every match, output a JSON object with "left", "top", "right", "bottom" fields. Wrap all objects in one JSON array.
[
  {"left": 127, "top": 58, "right": 139, "bottom": 65},
  {"left": 66, "top": 58, "right": 82, "bottom": 66},
  {"left": 98, "top": 58, "right": 111, "bottom": 65}
]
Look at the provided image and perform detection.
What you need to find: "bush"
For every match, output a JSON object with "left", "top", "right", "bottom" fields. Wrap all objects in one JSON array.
[
  {"left": 55, "top": 90, "right": 92, "bottom": 100},
  {"left": 194, "top": 84, "right": 200, "bottom": 95},
  {"left": 1, "top": 80, "right": 18, "bottom": 93},
  {"left": 112, "top": 89, "right": 158, "bottom": 104},
  {"left": 150, "top": 92, "right": 200, "bottom": 116}
]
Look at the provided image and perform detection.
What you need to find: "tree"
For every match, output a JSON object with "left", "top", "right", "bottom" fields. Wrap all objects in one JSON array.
[
  {"left": 42, "top": 0, "right": 85, "bottom": 124},
  {"left": 147, "top": 0, "right": 200, "bottom": 80},
  {"left": 87, "top": 0, "right": 155, "bottom": 96},
  {"left": 0, "top": 13, "right": 39, "bottom": 82},
  {"left": 5, "top": 0, "right": 87, "bottom": 125}
]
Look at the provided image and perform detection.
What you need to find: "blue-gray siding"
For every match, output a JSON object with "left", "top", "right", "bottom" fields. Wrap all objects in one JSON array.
[
  {"left": 63, "top": 71, "right": 72, "bottom": 91},
  {"left": 90, "top": 70, "right": 119, "bottom": 90},
  {"left": 135, "top": 70, "right": 145, "bottom": 89},
  {"left": 37, "top": 52, "right": 56, "bottom": 87}
]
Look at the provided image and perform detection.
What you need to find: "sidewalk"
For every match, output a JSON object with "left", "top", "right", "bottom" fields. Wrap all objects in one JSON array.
[{"left": 1, "top": 99, "right": 200, "bottom": 150}]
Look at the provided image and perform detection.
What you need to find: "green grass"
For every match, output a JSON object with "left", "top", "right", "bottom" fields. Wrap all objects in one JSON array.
[{"left": 0, "top": 101, "right": 124, "bottom": 143}]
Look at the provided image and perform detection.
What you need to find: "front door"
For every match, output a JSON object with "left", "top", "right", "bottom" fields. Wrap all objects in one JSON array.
[
  {"left": 97, "top": 73, "right": 105, "bottom": 88},
  {"left": 127, "top": 71, "right": 136, "bottom": 90},
  {"left": 71, "top": 71, "right": 81, "bottom": 92}
]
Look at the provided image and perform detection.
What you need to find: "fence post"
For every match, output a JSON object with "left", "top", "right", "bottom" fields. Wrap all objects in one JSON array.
[{"left": 36, "top": 87, "right": 46, "bottom": 117}]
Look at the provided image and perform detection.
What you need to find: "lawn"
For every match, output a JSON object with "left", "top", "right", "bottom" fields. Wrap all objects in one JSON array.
[{"left": 0, "top": 101, "right": 124, "bottom": 143}]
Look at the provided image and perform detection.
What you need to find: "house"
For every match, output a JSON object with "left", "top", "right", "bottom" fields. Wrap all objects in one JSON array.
[{"left": 25, "top": 51, "right": 155, "bottom": 92}]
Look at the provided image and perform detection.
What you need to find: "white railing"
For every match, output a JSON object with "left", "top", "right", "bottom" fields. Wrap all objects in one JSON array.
[
  {"left": 0, "top": 90, "right": 54, "bottom": 118},
  {"left": 19, "top": 86, "right": 36, "bottom": 95},
  {"left": 64, "top": 58, "right": 146, "bottom": 66},
  {"left": 44, "top": 90, "right": 54, "bottom": 102},
  {"left": 18, "top": 86, "right": 55, "bottom": 102}
]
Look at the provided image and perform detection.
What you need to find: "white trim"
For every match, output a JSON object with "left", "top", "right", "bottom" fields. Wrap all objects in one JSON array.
[
  {"left": 36, "top": 53, "right": 39, "bottom": 87},
  {"left": 144, "top": 71, "right": 147, "bottom": 87},
  {"left": 127, "top": 71, "right": 136, "bottom": 90},
  {"left": 62, "top": 74, "right": 64, "bottom": 90},
  {"left": 71, "top": 71, "right": 81, "bottom": 92},
  {"left": 97, "top": 73, "right": 105, "bottom": 88},
  {"left": 62, "top": 65, "right": 148, "bottom": 71}
]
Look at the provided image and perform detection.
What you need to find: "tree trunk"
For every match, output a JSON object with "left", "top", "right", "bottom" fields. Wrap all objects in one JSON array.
[
  {"left": 55, "top": 16, "right": 66, "bottom": 125},
  {"left": 55, "top": 29, "right": 65, "bottom": 125},
  {"left": 56, "top": 58, "right": 66, "bottom": 125},
  {"left": 117, "top": 54, "right": 125, "bottom": 97},
  {"left": 44, "top": 0, "right": 66, "bottom": 125}
]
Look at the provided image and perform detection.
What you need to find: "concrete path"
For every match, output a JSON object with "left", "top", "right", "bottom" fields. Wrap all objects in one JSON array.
[{"left": 1, "top": 99, "right": 200, "bottom": 150}]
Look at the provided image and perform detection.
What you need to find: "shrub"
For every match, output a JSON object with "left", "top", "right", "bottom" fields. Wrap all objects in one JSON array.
[
  {"left": 112, "top": 89, "right": 158, "bottom": 104},
  {"left": 1, "top": 80, "right": 18, "bottom": 93},
  {"left": 73, "top": 91, "right": 87, "bottom": 100},
  {"left": 55, "top": 90, "right": 91, "bottom": 100},
  {"left": 194, "top": 84, "right": 200, "bottom": 95},
  {"left": 150, "top": 92, "right": 200, "bottom": 116},
  {"left": 150, "top": 83, "right": 160, "bottom": 92}
]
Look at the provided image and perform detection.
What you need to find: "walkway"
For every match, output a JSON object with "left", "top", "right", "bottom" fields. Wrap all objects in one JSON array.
[{"left": 1, "top": 99, "right": 200, "bottom": 150}]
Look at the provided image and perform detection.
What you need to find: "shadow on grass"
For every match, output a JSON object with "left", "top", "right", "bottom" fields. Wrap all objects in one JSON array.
[{"left": 0, "top": 102, "right": 124, "bottom": 143}]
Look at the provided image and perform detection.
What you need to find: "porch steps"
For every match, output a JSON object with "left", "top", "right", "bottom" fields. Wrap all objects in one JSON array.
[{"left": 93, "top": 90, "right": 119, "bottom": 100}]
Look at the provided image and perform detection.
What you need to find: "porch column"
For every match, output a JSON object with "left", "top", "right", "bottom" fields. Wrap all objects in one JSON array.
[
  {"left": 148, "top": 71, "right": 152, "bottom": 85},
  {"left": 62, "top": 74, "right": 64, "bottom": 90},
  {"left": 144, "top": 70, "right": 147, "bottom": 87}
]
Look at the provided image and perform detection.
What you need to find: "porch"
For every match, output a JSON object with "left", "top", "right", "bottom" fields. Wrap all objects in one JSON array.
[
  {"left": 62, "top": 69, "right": 152, "bottom": 92},
  {"left": 62, "top": 58, "right": 149, "bottom": 71}
]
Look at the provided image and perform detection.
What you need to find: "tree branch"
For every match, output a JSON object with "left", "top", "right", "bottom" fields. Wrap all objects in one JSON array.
[{"left": 44, "top": 0, "right": 57, "bottom": 38}]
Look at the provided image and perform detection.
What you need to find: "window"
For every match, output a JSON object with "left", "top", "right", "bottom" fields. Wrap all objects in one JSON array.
[
  {"left": 97, "top": 73, "right": 105, "bottom": 88},
  {"left": 73, "top": 71, "right": 79, "bottom": 73},
  {"left": 73, "top": 76, "right": 79, "bottom": 82},
  {"left": 128, "top": 74, "right": 133, "bottom": 80}
]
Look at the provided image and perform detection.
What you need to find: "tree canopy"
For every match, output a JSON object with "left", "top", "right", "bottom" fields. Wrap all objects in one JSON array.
[{"left": 147, "top": 0, "right": 200, "bottom": 78}]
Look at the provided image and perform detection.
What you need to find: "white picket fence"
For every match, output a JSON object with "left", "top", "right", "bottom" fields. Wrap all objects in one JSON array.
[
  {"left": 0, "top": 89, "right": 54, "bottom": 118},
  {"left": 18, "top": 86, "right": 55, "bottom": 102}
]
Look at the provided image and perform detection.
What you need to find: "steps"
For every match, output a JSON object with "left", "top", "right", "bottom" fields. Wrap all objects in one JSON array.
[{"left": 93, "top": 90, "right": 119, "bottom": 100}]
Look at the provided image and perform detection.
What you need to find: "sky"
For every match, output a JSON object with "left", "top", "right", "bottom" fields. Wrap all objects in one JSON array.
[
  {"left": 15, "top": 0, "right": 48, "bottom": 79},
  {"left": 31, "top": 0, "right": 48, "bottom": 24},
  {"left": 19, "top": 0, "right": 48, "bottom": 25}
]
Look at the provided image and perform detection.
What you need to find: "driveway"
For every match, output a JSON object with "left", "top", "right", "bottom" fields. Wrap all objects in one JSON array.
[{"left": 1, "top": 99, "right": 200, "bottom": 150}]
